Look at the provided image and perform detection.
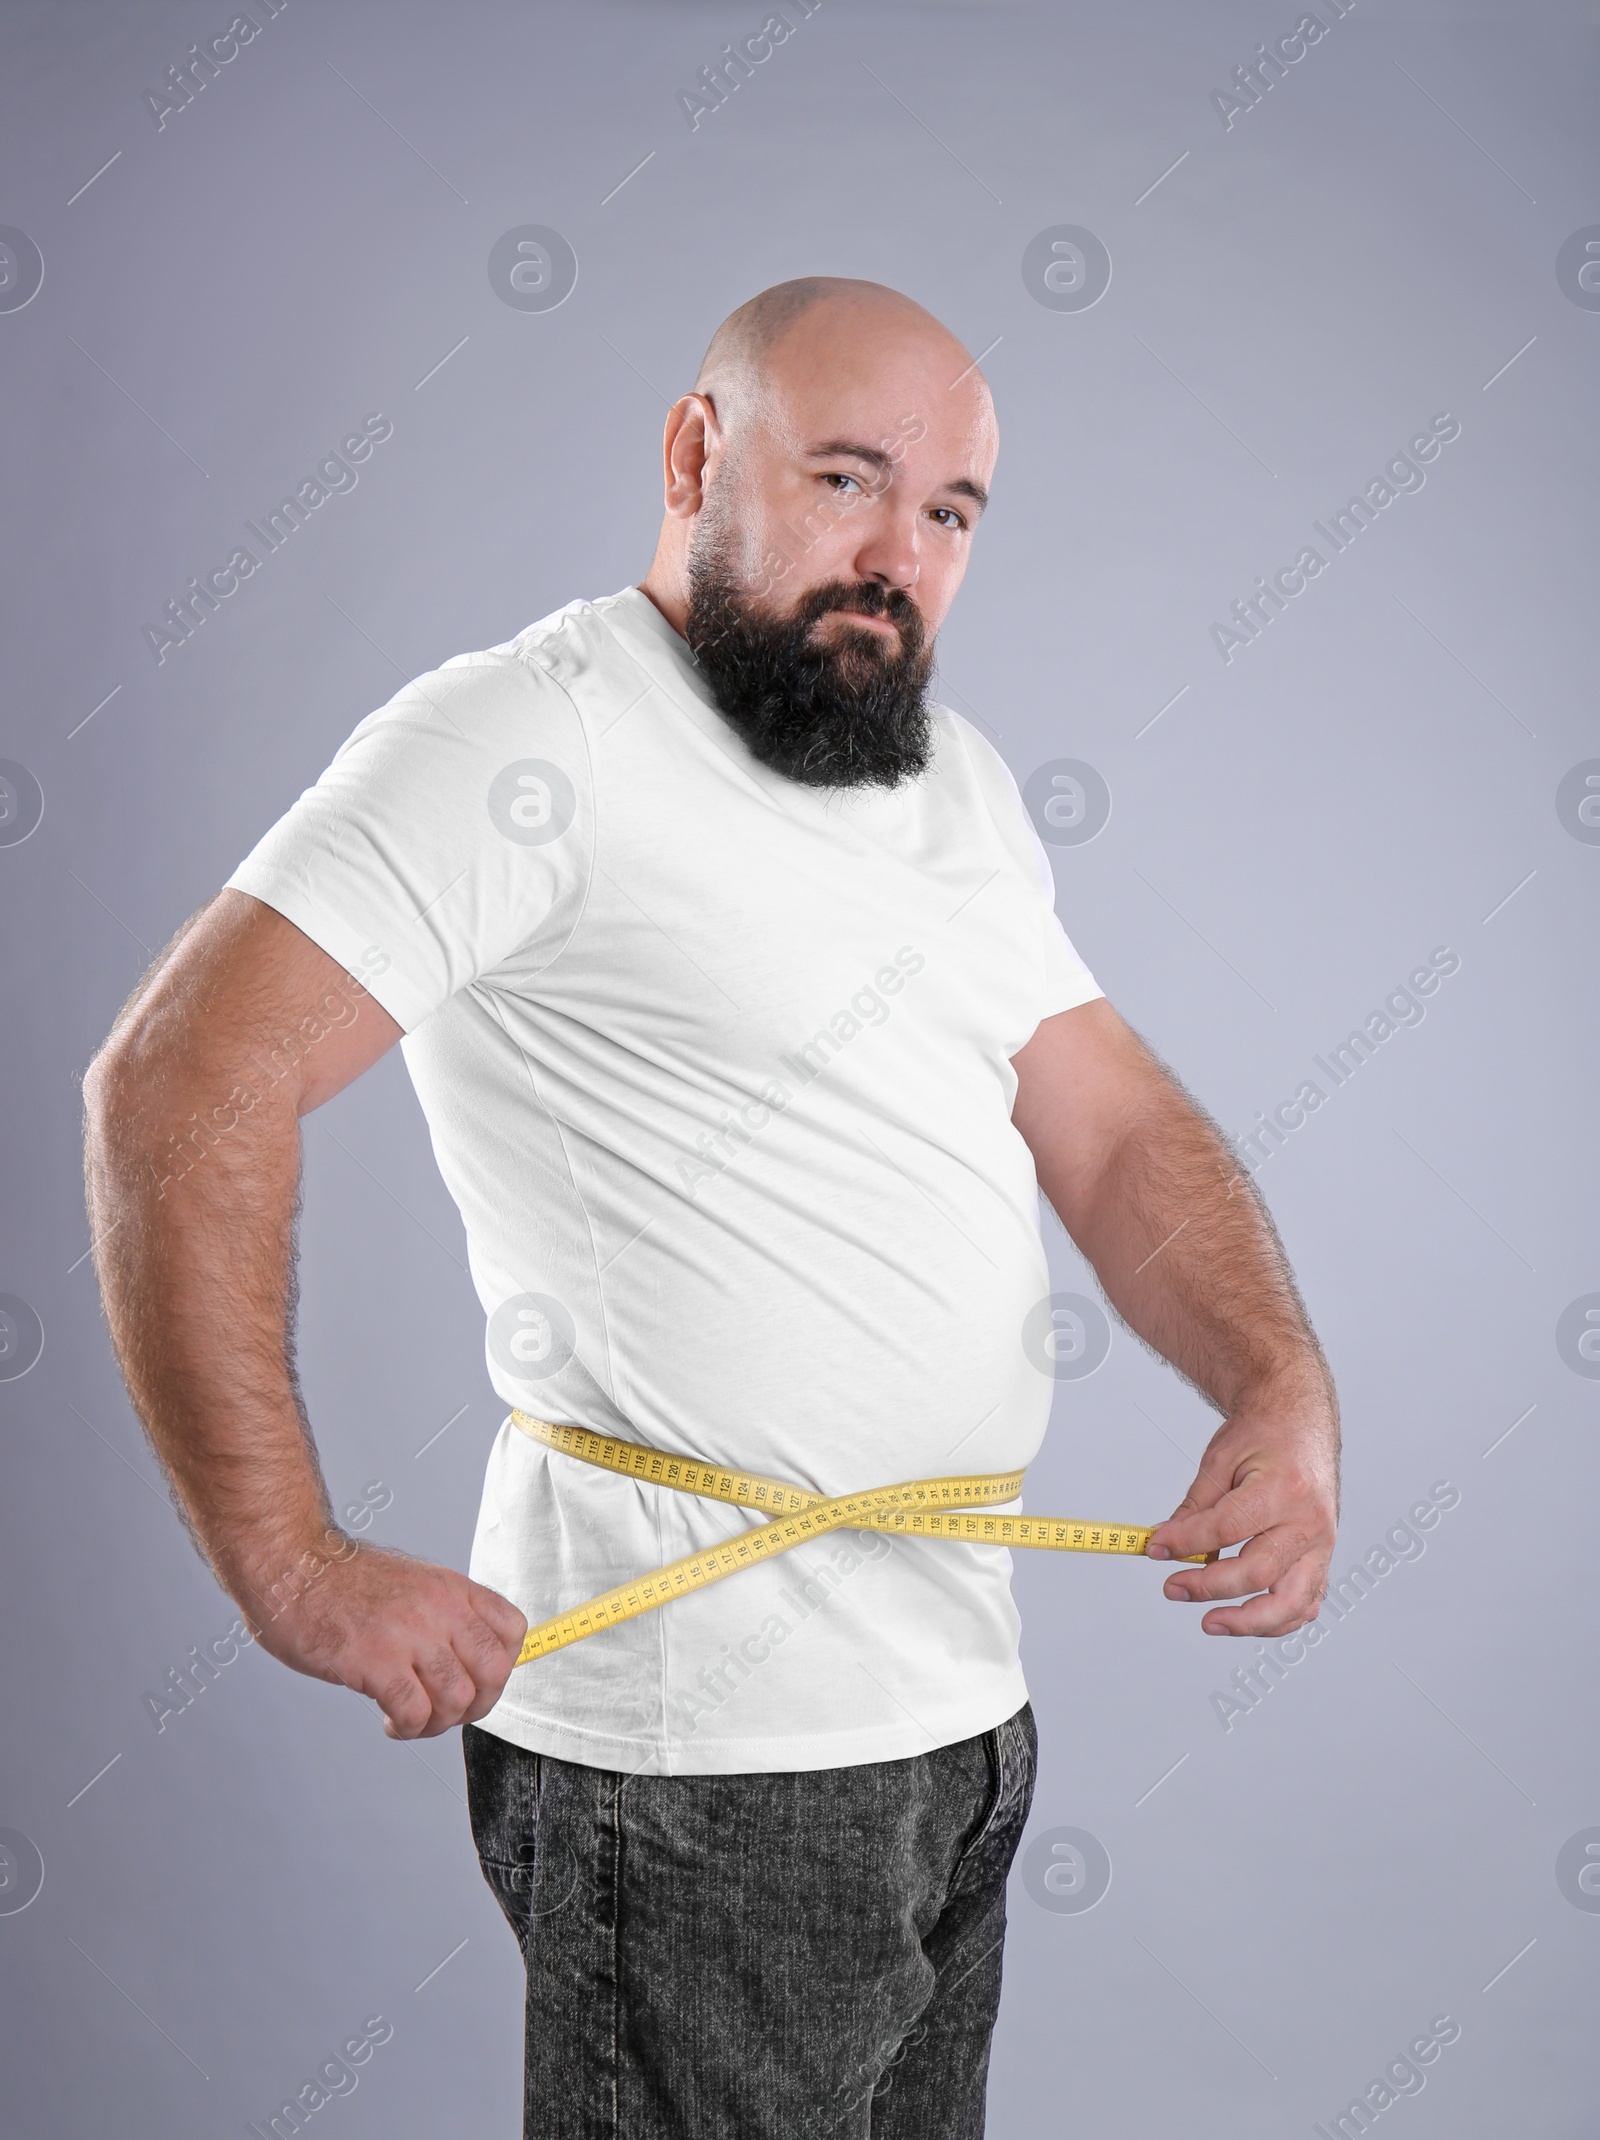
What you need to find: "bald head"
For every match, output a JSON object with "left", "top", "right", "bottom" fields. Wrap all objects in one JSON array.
[{"left": 693, "top": 277, "right": 981, "bottom": 440}]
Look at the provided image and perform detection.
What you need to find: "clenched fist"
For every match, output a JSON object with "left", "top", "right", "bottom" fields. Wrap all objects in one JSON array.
[{"left": 245, "top": 1536, "right": 528, "bottom": 1739}]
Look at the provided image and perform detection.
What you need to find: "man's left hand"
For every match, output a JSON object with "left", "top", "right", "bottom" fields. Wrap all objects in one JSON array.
[{"left": 1144, "top": 1374, "right": 1339, "bottom": 1637}]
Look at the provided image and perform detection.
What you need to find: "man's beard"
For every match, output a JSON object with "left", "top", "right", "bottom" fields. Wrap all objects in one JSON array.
[{"left": 684, "top": 537, "right": 936, "bottom": 791}]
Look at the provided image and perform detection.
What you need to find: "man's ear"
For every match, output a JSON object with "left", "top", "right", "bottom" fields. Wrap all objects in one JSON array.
[{"left": 663, "top": 392, "right": 720, "bottom": 517}]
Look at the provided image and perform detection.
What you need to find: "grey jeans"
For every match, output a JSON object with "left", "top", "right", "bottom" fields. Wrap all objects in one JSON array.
[{"left": 462, "top": 1702, "right": 1037, "bottom": 2139}]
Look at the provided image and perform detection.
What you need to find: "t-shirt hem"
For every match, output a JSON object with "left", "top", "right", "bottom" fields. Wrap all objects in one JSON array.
[
  {"left": 1042, "top": 974, "right": 1104, "bottom": 1018},
  {"left": 471, "top": 1671, "right": 1032, "bottom": 1777}
]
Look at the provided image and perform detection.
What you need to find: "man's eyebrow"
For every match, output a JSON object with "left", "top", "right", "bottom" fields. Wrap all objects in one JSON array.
[
  {"left": 804, "top": 437, "right": 894, "bottom": 474},
  {"left": 803, "top": 438, "right": 988, "bottom": 514}
]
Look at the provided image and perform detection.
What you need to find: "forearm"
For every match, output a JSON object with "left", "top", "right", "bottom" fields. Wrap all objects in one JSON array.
[
  {"left": 1015, "top": 1006, "right": 1331, "bottom": 1416},
  {"left": 84, "top": 1043, "right": 340, "bottom": 1620},
  {"left": 1061, "top": 1078, "right": 1329, "bottom": 1414}
]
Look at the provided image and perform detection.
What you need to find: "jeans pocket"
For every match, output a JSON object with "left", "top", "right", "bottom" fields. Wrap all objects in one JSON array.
[
  {"left": 952, "top": 1703, "right": 1038, "bottom": 1895},
  {"left": 482, "top": 1858, "right": 537, "bottom": 1955},
  {"left": 463, "top": 1723, "right": 541, "bottom": 1954}
]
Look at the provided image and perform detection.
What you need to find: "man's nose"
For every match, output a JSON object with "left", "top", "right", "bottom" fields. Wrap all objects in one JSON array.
[{"left": 851, "top": 514, "right": 920, "bottom": 591}]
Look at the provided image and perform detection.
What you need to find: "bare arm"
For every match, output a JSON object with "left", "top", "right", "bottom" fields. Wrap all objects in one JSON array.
[
  {"left": 83, "top": 888, "right": 526, "bottom": 1736},
  {"left": 1011, "top": 998, "right": 1339, "bottom": 1636}
]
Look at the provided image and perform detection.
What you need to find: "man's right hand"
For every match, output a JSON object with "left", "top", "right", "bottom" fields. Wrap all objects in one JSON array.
[{"left": 244, "top": 1539, "right": 529, "bottom": 1740}]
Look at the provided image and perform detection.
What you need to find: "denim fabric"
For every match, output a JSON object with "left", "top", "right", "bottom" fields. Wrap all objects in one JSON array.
[{"left": 462, "top": 1703, "right": 1037, "bottom": 2138}]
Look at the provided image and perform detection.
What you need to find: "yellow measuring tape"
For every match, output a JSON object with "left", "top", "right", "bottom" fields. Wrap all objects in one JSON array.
[{"left": 509, "top": 1412, "right": 1211, "bottom": 1669}]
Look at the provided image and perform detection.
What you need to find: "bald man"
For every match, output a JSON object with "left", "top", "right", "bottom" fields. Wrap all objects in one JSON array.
[{"left": 85, "top": 278, "right": 1338, "bottom": 2138}]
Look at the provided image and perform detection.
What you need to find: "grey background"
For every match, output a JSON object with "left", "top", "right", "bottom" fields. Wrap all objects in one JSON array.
[{"left": 1, "top": 1, "right": 1595, "bottom": 2132}]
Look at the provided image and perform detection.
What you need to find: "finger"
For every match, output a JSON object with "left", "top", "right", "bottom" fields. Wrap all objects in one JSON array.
[
  {"left": 1197, "top": 1564, "right": 1327, "bottom": 1639},
  {"left": 372, "top": 1663, "right": 433, "bottom": 1741},
  {"left": 451, "top": 1615, "right": 522, "bottom": 1725},
  {"left": 1149, "top": 1458, "right": 1234, "bottom": 1548},
  {"left": 1148, "top": 1481, "right": 1276, "bottom": 1563},
  {"left": 370, "top": 1634, "right": 477, "bottom": 1740},
  {"left": 458, "top": 1668, "right": 511, "bottom": 1727},
  {"left": 407, "top": 1638, "right": 482, "bottom": 1739},
  {"left": 1162, "top": 1530, "right": 1299, "bottom": 1605},
  {"left": 452, "top": 1588, "right": 529, "bottom": 1702},
  {"left": 467, "top": 1580, "right": 529, "bottom": 1657}
]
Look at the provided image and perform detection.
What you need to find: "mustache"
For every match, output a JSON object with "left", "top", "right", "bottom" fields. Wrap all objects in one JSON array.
[{"left": 800, "top": 582, "right": 922, "bottom": 630}]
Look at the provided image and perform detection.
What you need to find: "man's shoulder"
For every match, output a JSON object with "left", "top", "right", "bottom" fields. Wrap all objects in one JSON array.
[
  {"left": 484, "top": 593, "right": 596, "bottom": 665},
  {"left": 320, "top": 604, "right": 607, "bottom": 782},
  {"left": 371, "top": 594, "right": 622, "bottom": 733},
  {"left": 426, "top": 595, "right": 594, "bottom": 688},
  {"left": 484, "top": 588, "right": 647, "bottom": 677},
  {"left": 418, "top": 588, "right": 671, "bottom": 716}
]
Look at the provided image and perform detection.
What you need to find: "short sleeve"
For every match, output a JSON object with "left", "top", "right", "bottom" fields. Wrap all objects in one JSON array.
[
  {"left": 225, "top": 649, "right": 593, "bottom": 1033},
  {"left": 947, "top": 711, "right": 1105, "bottom": 1023}
]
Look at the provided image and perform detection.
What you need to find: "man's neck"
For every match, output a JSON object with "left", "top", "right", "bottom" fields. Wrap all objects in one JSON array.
[{"left": 636, "top": 572, "right": 689, "bottom": 639}]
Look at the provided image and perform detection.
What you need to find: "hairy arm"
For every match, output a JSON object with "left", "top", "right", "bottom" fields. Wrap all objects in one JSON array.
[
  {"left": 1011, "top": 998, "right": 1339, "bottom": 1635},
  {"left": 83, "top": 888, "right": 526, "bottom": 1735}
]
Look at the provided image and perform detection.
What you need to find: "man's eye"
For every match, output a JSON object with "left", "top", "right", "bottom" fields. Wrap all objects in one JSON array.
[
  {"left": 930, "top": 507, "right": 966, "bottom": 530},
  {"left": 823, "top": 473, "right": 862, "bottom": 493}
]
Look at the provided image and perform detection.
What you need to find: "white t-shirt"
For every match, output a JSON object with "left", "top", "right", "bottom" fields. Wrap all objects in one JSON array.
[{"left": 227, "top": 587, "right": 1103, "bottom": 1774}]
